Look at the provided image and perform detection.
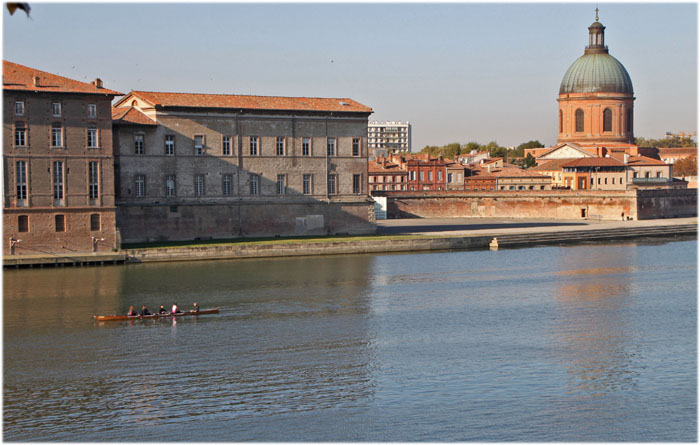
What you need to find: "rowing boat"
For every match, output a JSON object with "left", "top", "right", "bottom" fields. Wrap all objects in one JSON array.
[{"left": 94, "top": 308, "right": 219, "bottom": 321}]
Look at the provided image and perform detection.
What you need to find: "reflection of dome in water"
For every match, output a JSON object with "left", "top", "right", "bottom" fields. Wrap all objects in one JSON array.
[{"left": 559, "top": 52, "right": 633, "bottom": 95}]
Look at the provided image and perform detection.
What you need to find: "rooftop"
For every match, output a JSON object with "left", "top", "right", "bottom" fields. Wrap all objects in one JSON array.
[
  {"left": 3, "top": 60, "right": 121, "bottom": 96},
  {"left": 115, "top": 90, "right": 372, "bottom": 114}
]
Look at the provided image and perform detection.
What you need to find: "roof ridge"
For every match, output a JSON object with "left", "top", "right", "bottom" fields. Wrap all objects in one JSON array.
[{"left": 133, "top": 90, "right": 355, "bottom": 101}]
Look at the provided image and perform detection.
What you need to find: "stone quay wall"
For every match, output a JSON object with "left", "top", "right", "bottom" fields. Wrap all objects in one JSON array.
[
  {"left": 379, "top": 189, "right": 697, "bottom": 221},
  {"left": 116, "top": 200, "right": 376, "bottom": 243}
]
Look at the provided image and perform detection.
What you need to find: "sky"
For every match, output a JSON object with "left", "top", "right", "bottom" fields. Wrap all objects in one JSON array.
[{"left": 3, "top": 2, "right": 697, "bottom": 150}]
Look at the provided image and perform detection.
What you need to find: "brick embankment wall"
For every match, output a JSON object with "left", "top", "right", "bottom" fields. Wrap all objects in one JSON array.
[
  {"left": 117, "top": 200, "right": 376, "bottom": 243},
  {"left": 636, "top": 189, "right": 697, "bottom": 219},
  {"left": 3, "top": 209, "right": 118, "bottom": 256},
  {"left": 383, "top": 191, "right": 638, "bottom": 220}
]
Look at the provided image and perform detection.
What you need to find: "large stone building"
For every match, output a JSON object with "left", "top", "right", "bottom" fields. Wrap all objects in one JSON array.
[
  {"left": 3, "top": 61, "right": 122, "bottom": 255},
  {"left": 368, "top": 121, "right": 411, "bottom": 158},
  {"left": 112, "top": 91, "right": 375, "bottom": 242}
]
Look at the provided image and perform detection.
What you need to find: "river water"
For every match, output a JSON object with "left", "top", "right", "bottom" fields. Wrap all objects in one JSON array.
[{"left": 3, "top": 237, "right": 697, "bottom": 441}]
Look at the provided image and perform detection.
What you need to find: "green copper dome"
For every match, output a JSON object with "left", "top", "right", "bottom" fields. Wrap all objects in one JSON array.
[{"left": 559, "top": 52, "right": 634, "bottom": 95}]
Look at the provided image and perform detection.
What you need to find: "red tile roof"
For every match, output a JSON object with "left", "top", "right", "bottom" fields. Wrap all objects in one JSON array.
[
  {"left": 115, "top": 91, "right": 372, "bottom": 113},
  {"left": 561, "top": 157, "right": 625, "bottom": 168},
  {"left": 368, "top": 160, "right": 406, "bottom": 173},
  {"left": 470, "top": 165, "right": 548, "bottom": 178},
  {"left": 625, "top": 155, "right": 668, "bottom": 166},
  {"left": 112, "top": 107, "right": 157, "bottom": 126},
  {"left": 530, "top": 158, "right": 578, "bottom": 171},
  {"left": 3, "top": 60, "right": 121, "bottom": 96}
]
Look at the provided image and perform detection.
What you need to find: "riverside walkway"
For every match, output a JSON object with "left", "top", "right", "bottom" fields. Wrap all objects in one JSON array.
[{"left": 4, "top": 217, "right": 697, "bottom": 267}]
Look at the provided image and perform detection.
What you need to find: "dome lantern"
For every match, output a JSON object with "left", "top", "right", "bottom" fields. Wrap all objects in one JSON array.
[{"left": 586, "top": 8, "right": 607, "bottom": 54}]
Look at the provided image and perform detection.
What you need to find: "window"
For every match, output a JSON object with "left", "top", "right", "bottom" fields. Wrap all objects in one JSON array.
[
  {"left": 612, "top": 177, "right": 615, "bottom": 185},
  {"left": 55, "top": 214, "right": 66, "bottom": 232},
  {"left": 134, "top": 134, "right": 144, "bottom": 154},
  {"left": 328, "top": 174, "right": 337, "bottom": 194},
  {"left": 420, "top": 171, "right": 424, "bottom": 181},
  {"left": 250, "top": 174, "right": 259, "bottom": 195},
  {"left": 276, "top": 174, "right": 286, "bottom": 195},
  {"left": 575, "top": 109, "right": 584, "bottom": 132},
  {"left": 302, "top": 137, "right": 311, "bottom": 156},
  {"left": 353, "top": 174, "right": 362, "bottom": 194},
  {"left": 656, "top": 171, "right": 662, "bottom": 178},
  {"left": 87, "top": 125, "right": 99, "bottom": 148},
  {"left": 645, "top": 171, "right": 650, "bottom": 178},
  {"left": 165, "top": 135, "right": 175, "bottom": 156},
  {"left": 303, "top": 174, "right": 312, "bottom": 195},
  {"left": 603, "top": 108, "right": 613, "bottom": 132},
  {"left": 53, "top": 161, "right": 64, "bottom": 202},
  {"left": 327, "top": 137, "right": 336, "bottom": 156},
  {"left": 195, "top": 175, "right": 205, "bottom": 196},
  {"left": 249, "top": 136, "right": 258, "bottom": 156},
  {"left": 88, "top": 161, "right": 99, "bottom": 199},
  {"left": 52, "top": 103, "right": 61, "bottom": 117},
  {"left": 437, "top": 171, "right": 442, "bottom": 181},
  {"left": 409, "top": 171, "right": 416, "bottom": 181},
  {"left": 428, "top": 171, "right": 433, "bottom": 181},
  {"left": 166, "top": 175, "right": 176, "bottom": 197},
  {"left": 135, "top": 175, "right": 145, "bottom": 197},
  {"left": 352, "top": 138, "right": 361, "bottom": 156},
  {"left": 88, "top": 104, "right": 97, "bottom": 118},
  {"left": 18, "top": 215, "right": 29, "bottom": 232},
  {"left": 194, "top": 135, "right": 204, "bottom": 156},
  {"left": 15, "top": 122, "right": 26, "bottom": 147},
  {"left": 633, "top": 172, "right": 638, "bottom": 178},
  {"left": 223, "top": 174, "right": 232, "bottom": 196},
  {"left": 15, "top": 101, "right": 24, "bottom": 116},
  {"left": 276, "top": 137, "right": 285, "bottom": 156},
  {"left": 16, "top": 161, "right": 27, "bottom": 203},
  {"left": 90, "top": 214, "right": 100, "bottom": 231},
  {"left": 51, "top": 123, "right": 63, "bottom": 147},
  {"left": 447, "top": 173, "right": 453, "bottom": 183},
  {"left": 222, "top": 136, "right": 231, "bottom": 155}
]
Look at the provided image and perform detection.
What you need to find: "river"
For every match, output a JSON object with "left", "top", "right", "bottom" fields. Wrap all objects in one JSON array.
[{"left": 3, "top": 237, "right": 696, "bottom": 441}]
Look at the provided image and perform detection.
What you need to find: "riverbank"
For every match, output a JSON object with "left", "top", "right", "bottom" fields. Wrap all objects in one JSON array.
[{"left": 5, "top": 217, "right": 694, "bottom": 267}]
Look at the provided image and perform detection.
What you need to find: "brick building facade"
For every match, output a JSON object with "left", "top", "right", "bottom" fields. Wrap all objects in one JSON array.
[
  {"left": 112, "top": 91, "right": 375, "bottom": 242},
  {"left": 3, "top": 61, "right": 122, "bottom": 255}
]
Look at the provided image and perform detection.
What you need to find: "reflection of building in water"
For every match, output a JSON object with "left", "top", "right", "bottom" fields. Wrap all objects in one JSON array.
[
  {"left": 3, "top": 267, "right": 123, "bottom": 327},
  {"left": 550, "top": 244, "right": 640, "bottom": 396}
]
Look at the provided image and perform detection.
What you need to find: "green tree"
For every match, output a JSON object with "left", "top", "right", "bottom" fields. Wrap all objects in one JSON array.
[
  {"left": 635, "top": 136, "right": 696, "bottom": 148},
  {"left": 522, "top": 153, "right": 537, "bottom": 169},
  {"left": 514, "top": 140, "right": 544, "bottom": 157}
]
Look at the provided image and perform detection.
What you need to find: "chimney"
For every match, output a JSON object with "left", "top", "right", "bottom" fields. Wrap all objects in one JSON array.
[
  {"left": 92, "top": 78, "right": 103, "bottom": 88},
  {"left": 381, "top": 156, "right": 387, "bottom": 168},
  {"left": 33, "top": 76, "right": 40, "bottom": 87}
]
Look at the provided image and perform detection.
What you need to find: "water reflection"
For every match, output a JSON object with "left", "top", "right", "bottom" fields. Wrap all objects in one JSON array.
[
  {"left": 3, "top": 255, "right": 377, "bottom": 441},
  {"left": 551, "top": 245, "right": 640, "bottom": 397}
]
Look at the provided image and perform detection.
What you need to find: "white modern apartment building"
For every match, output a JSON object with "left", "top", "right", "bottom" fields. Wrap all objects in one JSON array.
[{"left": 368, "top": 121, "right": 411, "bottom": 158}]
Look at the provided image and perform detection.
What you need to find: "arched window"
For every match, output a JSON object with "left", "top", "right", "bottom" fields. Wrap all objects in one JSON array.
[
  {"left": 559, "top": 110, "right": 563, "bottom": 133},
  {"left": 575, "top": 109, "right": 584, "bottom": 132},
  {"left": 603, "top": 108, "right": 613, "bottom": 132},
  {"left": 626, "top": 108, "right": 633, "bottom": 133}
]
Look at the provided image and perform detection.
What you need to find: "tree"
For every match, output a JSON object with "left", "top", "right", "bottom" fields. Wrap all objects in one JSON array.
[
  {"left": 522, "top": 153, "right": 537, "bottom": 169},
  {"left": 635, "top": 136, "right": 696, "bottom": 148},
  {"left": 673, "top": 156, "right": 697, "bottom": 177},
  {"left": 514, "top": 140, "right": 544, "bottom": 157}
]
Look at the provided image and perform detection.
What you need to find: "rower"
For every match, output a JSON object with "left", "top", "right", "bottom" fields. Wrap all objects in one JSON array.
[
  {"left": 171, "top": 303, "right": 182, "bottom": 314},
  {"left": 141, "top": 305, "right": 151, "bottom": 316},
  {"left": 191, "top": 302, "right": 199, "bottom": 313},
  {"left": 158, "top": 305, "right": 168, "bottom": 314},
  {"left": 127, "top": 305, "right": 138, "bottom": 317}
]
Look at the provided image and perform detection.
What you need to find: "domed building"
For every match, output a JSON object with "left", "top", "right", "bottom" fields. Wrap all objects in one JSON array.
[{"left": 557, "top": 10, "right": 635, "bottom": 145}]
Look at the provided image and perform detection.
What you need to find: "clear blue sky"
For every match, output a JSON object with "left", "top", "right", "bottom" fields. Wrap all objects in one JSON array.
[{"left": 3, "top": 2, "right": 697, "bottom": 150}]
